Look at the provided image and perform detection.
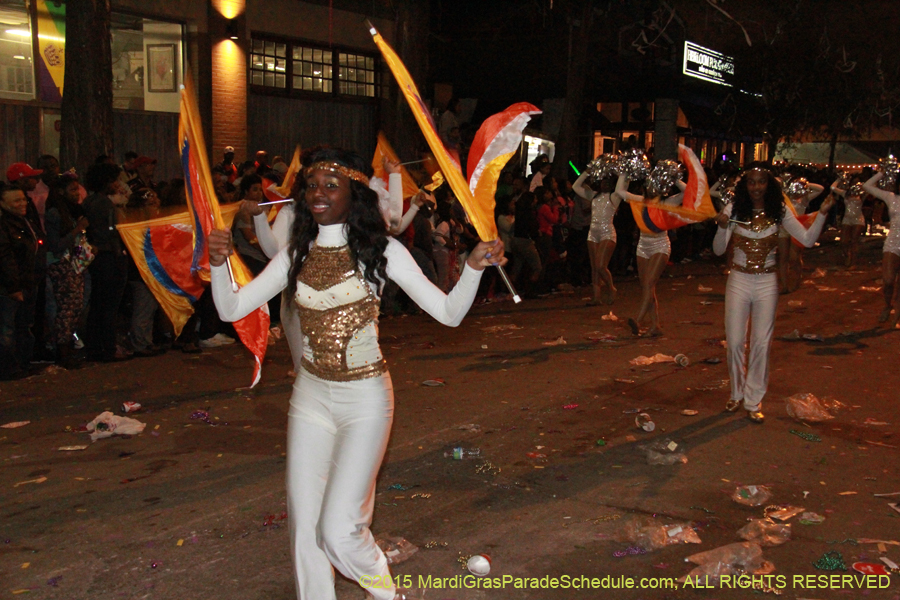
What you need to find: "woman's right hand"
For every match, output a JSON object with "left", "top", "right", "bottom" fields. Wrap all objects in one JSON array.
[
  {"left": 208, "top": 228, "right": 233, "bottom": 267},
  {"left": 240, "top": 200, "right": 264, "bottom": 216},
  {"left": 714, "top": 211, "right": 730, "bottom": 228}
]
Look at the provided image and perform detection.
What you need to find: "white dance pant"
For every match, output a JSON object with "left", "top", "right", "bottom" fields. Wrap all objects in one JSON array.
[
  {"left": 724, "top": 271, "right": 779, "bottom": 411},
  {"left": 286, "top": 369, "right": 395, "bottom": 600}
]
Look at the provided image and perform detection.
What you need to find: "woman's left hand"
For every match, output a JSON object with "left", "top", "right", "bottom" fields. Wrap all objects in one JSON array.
[{"left": 466, "top": 239, "right": 507, "bottom": 271}]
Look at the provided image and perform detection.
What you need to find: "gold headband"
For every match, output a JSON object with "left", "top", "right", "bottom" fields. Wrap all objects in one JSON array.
[{"left": 304, "top": 161, "right": 369, "bottom": 186}]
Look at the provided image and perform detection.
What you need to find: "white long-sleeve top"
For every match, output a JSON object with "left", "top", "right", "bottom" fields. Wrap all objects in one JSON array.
[
  {"left": 713, "top": 203, "right": 827, "bottom": 271},
  {"left": 212, "top": 223, "right": 483, "bottom": 373},
  {"left": 862, "top": 172, "right": 900, "bottom": 254}
]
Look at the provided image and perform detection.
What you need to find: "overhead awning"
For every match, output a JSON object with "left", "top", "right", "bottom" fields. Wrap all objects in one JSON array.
[{"left": 774, "top": 142, "right": 879, "bottom": 167}]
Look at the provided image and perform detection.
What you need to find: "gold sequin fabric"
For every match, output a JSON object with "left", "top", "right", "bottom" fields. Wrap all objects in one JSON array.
[
  {"left": 295, "top": 244, "right": 385, "bottom": 381},
  {"left": 732, "top": 211, "right": 778, "bottom": 274}
]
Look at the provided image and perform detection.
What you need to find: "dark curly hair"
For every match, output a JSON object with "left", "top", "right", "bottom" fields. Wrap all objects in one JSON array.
[
  {"left": 285, "top": 147, "right": 388, "bottom": 299},
  {"left": 732, "top": 162, "right": 784, "bottom": 225}
]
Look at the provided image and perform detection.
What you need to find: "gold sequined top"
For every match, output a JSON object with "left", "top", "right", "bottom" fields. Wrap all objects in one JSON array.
[
  {"left": 294, "top": 244, "right": 386, "bottom": 382},
  {"left": 732, "top": 210, "right": 778, "bottom": 274}
]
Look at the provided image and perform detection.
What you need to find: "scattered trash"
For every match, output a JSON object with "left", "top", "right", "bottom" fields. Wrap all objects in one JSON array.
[
  {"left": 697, "top": 285, "right": 712, "bottom": 292},
  {"left": 614, "top": 378, "right": 635, "bottom": 384},
  {"left": 644, "top": 439, "right": 687, "bottom": 465},
  {"left": 58, "top": 445, "right": 88, "bottom": 452},
  {"left": 811, "top": 268, "right": 827, "bottom": 278},
  {"left": 457, "top": 424, "right": 481, "bottom": 432},
  {"left": 595, "top": 439, "right": 607, "bottom": 446},
  {"left": 785, "top": 393, "right": 844, "bottom": 422},
  {"left": 801, "top": 333, "right": 824, "bottom": 341},
  {"left": 85, "top": 411, "right": 146, "bottom": 441},
  {"left": 765, "top": 505, "right": 805, "bottom": 522},
  {"left": 122, "top": 401, "right": 141, "bottom": 414},
  {"left": 467, "top": 554, "right": 492, "bottom": 576},
  {"left": 619, "top": 516, "right": 701, "bottom": 550},
  {"left": 475, "top": 460, "right": 500, "bottom": 475},
  {"left": 813, "top": 550, "right": 847, "bottom": 571},
  {"left": 738, "top": 518, "right": 791, "bottom": 546},
  {"left": 421, "top": 379, "right": 446, "bottom": 386},
  {"left": 543, "top": 336, "right": 567, "bottom": 346},
  {"left": 13, "top": 476, "right": 47, "bottom": 487},
  {"left": 262, "top": 512, "right": 288, "bottom": 526},
  {"left": 852, "top": 562, "right": 890, "bottom": 576},
  {"left": 424, "top": 541, "right": 448, "bottom": 549},
  {"left": 681, "top": 542, "right": 770, "bottom": 584},
  {"left": 190, "top": 410, "right": 221, "bottom": 426},
  {"left": 694, "top": 379, "right": 730, "bottom": 391},
  {"left": 613, "top": 546, "right": 647, "bottom": 557},
  {"left": 798, "top": 512, "right": 826, "bottom": 525},
  {"left": 375, "top": 536, "right": 418, "bottom": 565},
  {"left": 629, "top": 353, "right": 675, "bottom": 366},
  {"left": 787, "top": 300, "right": 804, "bottom": 307},
  {"left": 1, "top": 421, "right": 29, "bottom": 429},
  {"left": 444, "top": 447, "right": 481, "bottom": 460},
  {"left": 563, "top": 403, "right": 579, "bottom": 410},
  {"left": 635, "top": 413, "right": 655, "bottom": 432},
  {"left": 790, "top": 429, "right": 822, "bottom": 442},
  {"left": 601, "top": 311, "right": 619, "bottom": 321},
  {"left": 584, "top": 331, "right": 617, "bottom": 341},
  {"left": 701, "top": 357, "right": 721, "bottom": 364},
  {"left": 859, "top": 286, "right": 881, "bottom": 292},
  {"left": 863, "top": 418, "right": 890, "bottom": 426},
  {"left": 680, "top": 409, "right": 699, "bottom": 416},
  {"left": 881, "top": 556, "right": 900, "bottom": 570},
  {"left": 481, "top": 324, "right": 522, "bottom": 333},
  {"left": 674, "top": 353, "right": 690, "bottom": 367},
  {"left": 731, "top": 485, "right": 773, "bottom": 507}
]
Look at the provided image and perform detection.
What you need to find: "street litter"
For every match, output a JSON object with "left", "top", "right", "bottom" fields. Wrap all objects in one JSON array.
[
  {"left": 811, "top": 268, "right": 827, "bottom": 278},
  {"left": 863, "top": 418, "right": 890, "bottom": 426},
  {"left": 787, "top": 300, "right": 804, "bottom": 307},
  {"left": 765, "top": 505, "right": 805, "bottom": 521},
  {"left": 859, "top": 286, "right": 881, "bottom": 292},
  {"left": 731, "top": 485, "right": 773, "bottom": 506},
  {"left": 375, "top": 536, "right": 418, "bottom": 565},
  {"left": 13, "top": 476, "right": 47, "bottom": 487},
  {"left": 674, "top": 353, "right": 690, "bottom": 366},
  {"left": 801, "top": 333, "right": 824, "bottom": 341},
  {"left": 467, "top": 554, "right": 491, "bottom": 576},
  {"left": 444, "top": 447, "right": 481, "bottom": 460},
  {"left": 785, "top": 393, "right": 844, "bottom": 422},
  {"left": 680, "top": 409, "right": 699, "bottom": 416},
  {"left": 852, "top": 562, "right": 890, "bottom": 576},
  {"left": 601, "top": 311, "right": 618, "bottom": 321},
  {"left": 789, "top": 429, "right": 821, "bottom": 442},
  {"left": 543, "top": 336, "right": 566, "bottom": 346},
  {"left": 1, "top": 421, "right": 29, "bottom": 428},
  {"left": 584, "top": 331, "right": 617, "bottom": 341},
  {"left": 694, "top": 379, "right": 730, "bottom": 391},
  {"left": 738, "top": 518, "right": 791, "bottom": 546},
  {"left": 798, "top": 512, "right": 826, "bottom": 524},
  {"left": 190, "top": 410, "right": 221, "bottom": 426},
  {"left": 680, "top": 542, "right": 772, "bottom": 584},
  {"left": 85, "top": 411, "right": 146, "bottom": 441},
  {"left": 629, "top": 353, "right": 674, "bottom": 366},
  {"left": 697, "top": 285, "right": 712, "bottom": 292},
  {"left": 643, "top": 439, "right": 687, "bottom": 465},
  {"left": 58, "top": 445, "right": 88, "bottom": 451},
  {"left": 635, "top": 413, "right": 655, "bottom": 432},
  {"left": 817, "top": 286, "right": 837, "bottom": 292},
  {"left": 457, "top": 424, "right": 481, "bottom": 432},
  {"left": 618, "top": 516, "right": 701, "bottom": 550},
  {"left": 813, "top": 550, "right": 847, "bottom": 571},
  {"left": 122, "top": 402, "right": 141, "bottom": 413},
  {"left": 421, "top": 379, "right": 445, "bottom": 386},
  {"left": 481, "top": 324, "right": 522, "bottom": 333},
  {"left": 614, "top": 378, "right": 635, "bottom": 384}
]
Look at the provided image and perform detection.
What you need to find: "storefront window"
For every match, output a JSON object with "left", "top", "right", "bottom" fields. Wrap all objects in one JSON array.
[
  {"left": 111, "top": 14, "right": 183, "bottom": 112},
  {"left": 0, "top": 0, "right": 35, "bottom": 100},
  {"left": 251, "top": 35, "right": 378, "bottom": 99}
]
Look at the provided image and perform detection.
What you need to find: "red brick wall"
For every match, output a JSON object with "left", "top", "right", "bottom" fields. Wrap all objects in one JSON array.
[{"left": 211, "top": 39, "right": 247, "bottom": 163}]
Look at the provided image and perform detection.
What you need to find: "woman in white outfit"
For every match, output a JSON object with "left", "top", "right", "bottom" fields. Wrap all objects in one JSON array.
[
  {"left": 248, "top": 157, "right": 418, "bottom": 370},
  {"left": 208, "top": 148, "right": 504, "bottom": 600},
  {"left": 714, "top": 164, "right": 833, "bottom": 423},
  {"left": 862, "top": 171, "right": 900, "bottom": 323},
  {"left": 777, "top": 177, "right": 824, "bottom": 293},
  {"left": 615, "top": 174, "right": 686, "bottom": 336},
  {"left": 573, "top": 171, "right": 620, "bottom": 305},
  {"left": 830, "top": 177, "right": 866, "bottom": 268}
]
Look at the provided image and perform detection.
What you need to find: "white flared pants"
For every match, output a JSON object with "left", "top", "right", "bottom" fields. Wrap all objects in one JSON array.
[
  {"left": 286, "top": 369, "right": 395, "bottom": 600},
  {"left": 724, "top": 271, "right": 779, "bottom": 411}
]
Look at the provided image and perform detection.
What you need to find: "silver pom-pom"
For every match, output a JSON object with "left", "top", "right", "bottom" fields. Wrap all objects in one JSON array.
[
  {"left": 878, "top": 156, "right": 899, "bottom": 190},
  {"left": 720, "top": 188, "right": 735, "bottom": 205},
  {"left": 785, "top": 177, "right": 809, "bottom": 200},
  {"left": 585, "top": 153, "right": 619, "bottom": 182},
  {"left": 645, "top": 159, "right": 682, "bottom": 197},
  {"left": 848, "top": 182, "right": 864, "bottom": 197},
  {"left": 617, "top": 148, "right": 650, "bottom": 181}
]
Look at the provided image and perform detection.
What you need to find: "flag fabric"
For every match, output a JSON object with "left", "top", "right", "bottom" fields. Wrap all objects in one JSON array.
[
  {"left": 467, "top": 103, "right": 541, "bottom": 216},
  {"left": 372, "top": 133, "right": 421, "bottom": 200},
  {"left": 629, "top": 144, "right": 716, "bottom": 233},
  {"left": 117, "top": 204, "right": 242, "bottom": 337},
  {"left": 371, "top": 24, "right": 512, "bottom": 242},
  {"left": 180, "top": 74, "right": 270, "bottom": 386}
]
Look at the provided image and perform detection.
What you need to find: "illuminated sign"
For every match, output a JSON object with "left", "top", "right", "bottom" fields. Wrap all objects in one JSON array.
[{"left": 682, "top": 41, "right": 734, "bottom": 87}]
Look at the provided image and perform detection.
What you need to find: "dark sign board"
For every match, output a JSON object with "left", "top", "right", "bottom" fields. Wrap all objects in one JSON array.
[{"left": 682, "top": 41, "right": 734, "bottom": 87}]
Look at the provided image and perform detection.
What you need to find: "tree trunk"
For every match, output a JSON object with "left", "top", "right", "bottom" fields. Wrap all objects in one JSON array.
[
  {"left": 827, "top": 130, "right": 839, "bottom": 172},
  {"left": 60, "top": 0, "right": 114, "bottom": 177},
  {"left": 553, "top": 0, "right": 592, "bottom": 180}
]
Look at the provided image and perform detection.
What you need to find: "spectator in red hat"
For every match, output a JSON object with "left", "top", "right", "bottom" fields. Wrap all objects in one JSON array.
[
  {"left": 127, "top": 156, "right": 158, "bottom": 193},
  {"left": 218, "top": 146, "right": 238, "bottom": 184},
  {"left": 6, "top": 162, "right": 45, "bottom": 233}
]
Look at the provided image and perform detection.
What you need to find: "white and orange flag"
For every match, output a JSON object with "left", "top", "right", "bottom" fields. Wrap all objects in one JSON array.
[{"left": 369, "top": 24, "right": 539, "bottom": 242}]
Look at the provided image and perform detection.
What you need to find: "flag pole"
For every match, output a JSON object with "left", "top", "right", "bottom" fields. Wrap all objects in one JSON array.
[
  {"left": 258, "top": 198, "right": 293, "bottom": 207},
  {"left": 496, "top": 264, "right": 521, "bottom": 303},
  {"left": 225, "top": 257, "right": 238, "bottom": 292}
]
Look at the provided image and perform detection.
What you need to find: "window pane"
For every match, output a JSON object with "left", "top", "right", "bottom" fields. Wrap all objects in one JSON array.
[
  {"left": 339, "top": 67, "right": 347, "bottom": 80},
  {"left": 303, "top": 77, "right": 313, "bottom": 90},
  {"left": 347, "top": 68, "right": 356, "bottom": 81},
  {"left": 366, "top": 70, "right": 374, "bottom": 84},
  {"left": 366, "top": 57, "right": 374, "bottom": 70},
  {"left": 253, "top": 39, "right": 264, "bottom": 53},
  {"left": 302, "top": 62, "right": 312, "bottom": 76},
  {"left": 323, "top": 65, "right": 332, "bottom": 79},
  {"left": 252, "top": 71, "right": 264, "bottom": 86},
  {"left": 275, "top": 43, "right": 286, "bottom": 57},
  {"left": 312, "top": 49, "right": 321, "bottom": 62},
  {"left": 264, "top": 72, "right": 274, "bottom": 87},
  {"left": 292, "top": 46, "right": 301, "bottom": 60},
  {"left": 302, "top": 47, "right": 311, "bottom": 61},
  {"left": 265, "top": 41, "right": 275, "bottom": 55},
  {"left": 293, "top": 75, "right": 302, "bottom": 88},
  {"left": 323, "top": 51, "right": 332, "bottom": 63},
  {"left": 339, "top": 53, "right": 348, "bottom": 65},
  {"left": 313, "top": 77, "right": 323, "bottom": 92},
  {"left": 252, "top": 54, "right": 265, "bottom": 69},
  {"left": 365, "top": 84, "right": 374, "bottom": 97},
  {"left": 276, "top": 73, "right": 286, "bottom": 88}
]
